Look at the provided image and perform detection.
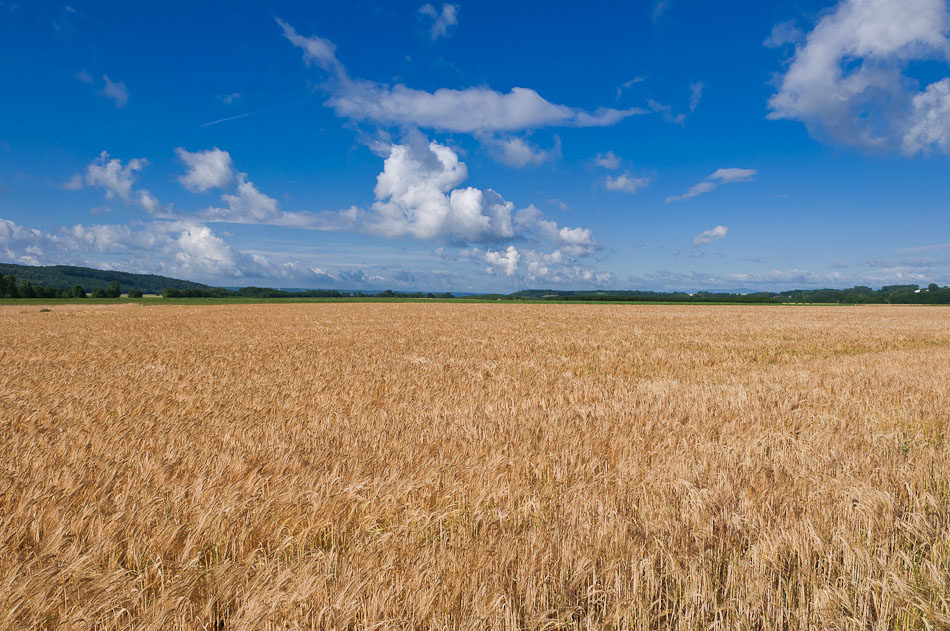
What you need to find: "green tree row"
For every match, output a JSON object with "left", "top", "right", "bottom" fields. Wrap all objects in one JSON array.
[
  {"left": 161, "top": 287, "right": 456, "bottom": 299},
  {"left": 1, "top": 276, "right": 144, "bottom": 299}
]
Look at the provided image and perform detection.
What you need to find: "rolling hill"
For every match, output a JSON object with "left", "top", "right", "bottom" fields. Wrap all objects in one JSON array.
[{"left": 0, "top": 263, "right": 214, "bottom": 294}]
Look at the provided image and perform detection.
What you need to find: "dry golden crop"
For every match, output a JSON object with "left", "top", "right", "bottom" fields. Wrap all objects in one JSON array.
[{"left": 0, "top": 303, "right": 948, "bottom": 630}]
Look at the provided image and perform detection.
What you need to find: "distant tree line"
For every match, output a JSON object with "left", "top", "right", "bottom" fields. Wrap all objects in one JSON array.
[
  {"left": 1, "top": 276, "right": 139, "bottom": 299},
  {"left": 0, "top": 263, "right": 213, "bottom": 294},
  {"left": 507, "top": 284, "right": 950, "bottom": 304},
  {"left": 541, "top": 291, "right": 783, "bottom": 303},
  {"left": 3, "top": 272, "right": 947, "bottom": 304},
  {"left": 773, "top": 284, "right": 950, "bottom": 304},
  {"left": 161, "top": 287, "right": 457, "bottom": 299}
]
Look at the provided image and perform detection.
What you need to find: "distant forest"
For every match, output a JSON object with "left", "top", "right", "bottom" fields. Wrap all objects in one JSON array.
[
  {"left": 0, "top": 263, "right": 211, "bottom": 294},
  {"left": 505, "top": 285, "right": 950, "bottom": 304},
  {"left": 0, "top": 263, "right": 947, "bottom": 303}
]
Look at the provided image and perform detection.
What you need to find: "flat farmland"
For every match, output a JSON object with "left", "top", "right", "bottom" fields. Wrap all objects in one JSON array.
[{"left": 1, "top": 303, "right": 948, "bottom": 630}]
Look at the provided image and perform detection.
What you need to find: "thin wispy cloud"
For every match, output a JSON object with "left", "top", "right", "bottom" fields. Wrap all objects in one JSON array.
[
  {"left": 419, "top": 3, "right": 458, "bottom": 40},
  {"left": 478, "top": 133, "right": 561, "bottom": 168},
  {"left": 79, "top": 71, "right": 128, "bottom": 108},
  {"left": 277, "top": 18, "right": 647, "bottom": 133},
  {"left": 667, "top": 168, "right": 756, "bottom": 203},
  {"left": 200, "top": 97, "right": 317, "bottom": 128},
  {"left": 689, "top": 82, "right": 703, "bottom": 113},
  {"left": 61, "top": 174, "right": 83, "bottom": 191},
  {"left": 100, "top": 75, "right": 128, "bottom": 108},
  {"left": 763, "top": 20, "right": 802, "bottom": 48},
  {"left": 896, "top": 243, "right": 950, "bottom": 253},
  {"left": 651, "top": 0, "right": 671, "bottom": 22},
  {"left": 217, "top": 92, "right": 240, "bottom": 105},
  {"left": 616, "top": 76, "right": 645, "bottom": 100}
]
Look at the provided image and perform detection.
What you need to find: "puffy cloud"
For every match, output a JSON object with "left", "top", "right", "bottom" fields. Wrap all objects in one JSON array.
[
  {"left": 419, "top": 3, "right": 458, "bottom": 40},
  {"left": 0, "top": 216, "right": 478, "bottom": 289},
  {"left": 165, "top": 146, "right": 356, "bottom": 229},
  {"left": 219, "top": 175, "right": 281, "bottom": 223},
  {"left": 173, "top": 224, "right": 240, "bottom": 277},
  {"left": 0, "top": 217, "right": 237, "bottom": 277},
  {"left": 176, "top": 147, "right": 235, "bottom": 192},
  {"left": 162, "top": 138, "right": 603, "bottom": 284},
  {"left": 0, "top": 217, "right": 314, "bottom": 283},
  {"left": 366, "top": 140, "right": 516, "bottom": 241},
  {"left": 903, "top": 78, "right": 950, "bottom": 154},
  {"left": 0, "top": 219, "right": 46, "bottom": 265},
  {"left": 520, "top": 248, "right": 614, "bottom": 285},
  {"left": 666, "top": 168, "right": 756, "bottom": 203},
  {"left": 605, "top": 173, "right": 650, "bottom": 194},
  {"left": 483, "top": 245, "right": 520, "bottom": 276},
  {"left": 692, "top": 225, "right": 728, "bottom": 246},
  {"left": 84, "top": 151, "right": 163, "bottom": 213},
  {"left": 464, "top": 244, "right": 611, "bottom": 285},
  {"left": 767, "top": 0, "right": 950, "bottom": 154},
  {"left": 191, "top": 176, "right": 359, "bottom": 231},
  {"left": 138, "top": 191, "right": 161, "bottom": 214},
  {"left": 593, "top": 151, "right": 621, "bottom": 169},
  {"left": 479, "top": 134, "right": 559, "bottom": 167},
  {"left": 555, "top": 226, "right": 599, "bottom": 255},
  {"left": 278, "top": 19, "right": 646, "bottom": 132},
  {"left": 512, "top": 205, "right": 600, "bottom": 257},
  {"left": 100, "top": 75, "right": 128, "bottom": 108},
  {"left": 85, "top": 151, "right": 145, "bottom": 203},
  {"left": 175, "top": 139, "right": 567, "bottom": 244}
]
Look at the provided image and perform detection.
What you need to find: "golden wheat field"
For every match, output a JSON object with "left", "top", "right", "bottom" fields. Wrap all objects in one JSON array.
[{"left": 1, "top": 303, "right": 949, "bottom": 630}]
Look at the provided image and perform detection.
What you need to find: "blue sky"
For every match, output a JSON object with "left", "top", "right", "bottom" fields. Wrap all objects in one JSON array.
[{"left": 1, "top": 0, "right": 948, "bottom": 291}]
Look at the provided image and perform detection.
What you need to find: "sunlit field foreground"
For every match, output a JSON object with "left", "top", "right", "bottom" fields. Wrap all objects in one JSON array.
[{"left": 1, "top": 304, "right": 948, "bottom": 630}]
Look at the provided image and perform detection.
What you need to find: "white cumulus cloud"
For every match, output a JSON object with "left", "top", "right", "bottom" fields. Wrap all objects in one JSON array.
[
  {"left": 605, "top": 173, "right": 651, "bottom": 194},
  {"left": 176, "top": 147, "right": 235, "bottom": 192},
  {"left": 692, "top": 225, "right": 728, "bottom": 246},
  {"left": 366, "top": 139, "right": 515, "bottom": 241},
  {"left": 84, "top": 151, "right": 163, "bottom": 213},
  {"left": 483, "top": 245, "right": 520, "bottom": 276},
  {"left": 593, "top": 151, "right": 621, "bottom": 169},
  {"left": 767, "top": 0, "right": 950, "bottom": 155}
]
